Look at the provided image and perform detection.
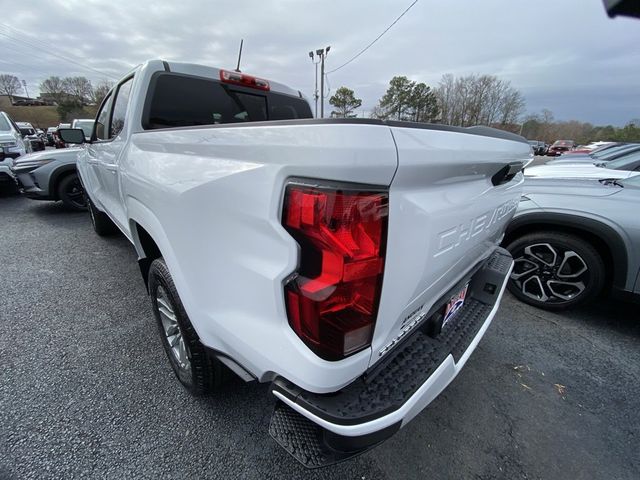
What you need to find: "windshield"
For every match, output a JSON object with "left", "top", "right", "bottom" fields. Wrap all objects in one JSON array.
[
  {"left": 74, "top": 120, "right": 94, "bottom": 137},
  {"left": 605, "top": 150, "right": 640, "bottom": 170},
  {"left": 0, "top": 115, "right": 11, "bottom": 132},
  {"left": 552, "top": 140, "right": 573, "bottom": 147},
  {"left": 592, "top": 144, "right": 639, "bottom": 160}
]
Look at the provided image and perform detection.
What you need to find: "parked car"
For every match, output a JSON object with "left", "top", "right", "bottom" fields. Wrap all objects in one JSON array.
[
  {"left": 0, "top": 111, "right": 29, "bottom": 159},
  {"left": 16, "top": 122, "right": 45, "bottom": 152},
  {"left": 526, "top": 148, "right": 640, "bottom": 179},
  {"left": 46, "top": 127, "right": 57, "bottom": 146},
  {"left": 547, "top": 143, "right": 639, "bottom": 165},
  {"left": 528, "top": 140, "right": 547, "bottom": 155},
  {"left": 71, "top": 118, "right": 94, "bottom": 141},
  {"left": 11, "top": 147, "right": 85, "bottom": 210},
  {"left": 565, "top": 141, "right": 615, "bottom": 155},
  {"left": 58, "top": 59, "right": 529, "bottom": 467},
  {"left": 503, "top": 174, "right": 640, "bottom": 310},
  {"left": 53, "top": 123, "right": 71, "bottom": 148},
  {"left": 0, "top": 146, "right": 17, "bottom": 189},
  {"left": 547, "top": 140, "right": 576, "bottom": 156}
]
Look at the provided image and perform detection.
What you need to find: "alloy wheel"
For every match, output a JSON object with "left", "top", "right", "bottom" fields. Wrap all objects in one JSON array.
[
  {"left": 64, "top": 177, "right": 87, "bottom": 209},
  {"left": 156, "top": 286, "right": 192, "bottom": 374},
  {"left": 511, "top": 243, "right": 589, "bottom": 304}
]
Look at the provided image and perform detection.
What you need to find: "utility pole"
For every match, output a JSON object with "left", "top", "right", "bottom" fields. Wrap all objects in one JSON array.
[
  {"left": 308, "top": 51, "right": 320, "bottom": 117},
  {"left": 310, "top": 46, "right": 330, "bottom": 118}
]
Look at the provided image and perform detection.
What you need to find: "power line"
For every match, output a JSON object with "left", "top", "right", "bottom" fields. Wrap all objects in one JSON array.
[
  {"left": 326, "top": 0, "right": 419, "bottom": 74},
  {"left": 0, "top": 24, "right": 120, "bottom": 80}
]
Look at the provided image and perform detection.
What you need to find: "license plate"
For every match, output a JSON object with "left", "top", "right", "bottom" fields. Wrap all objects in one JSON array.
[{"left": 443, "top": 284, "right": 469, "bottom": 328}]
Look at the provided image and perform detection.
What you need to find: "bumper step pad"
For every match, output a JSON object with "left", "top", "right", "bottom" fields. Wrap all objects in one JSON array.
[{"left": 269, "top": 400, "right": 382, "bottom": 468}]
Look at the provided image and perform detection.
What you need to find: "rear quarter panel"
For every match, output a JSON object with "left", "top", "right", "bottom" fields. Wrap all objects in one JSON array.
[{"left": 121, "top": 123, "right": 398, "bottom": 392}]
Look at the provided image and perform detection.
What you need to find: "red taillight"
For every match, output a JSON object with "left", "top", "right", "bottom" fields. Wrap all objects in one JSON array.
[
  {"left": 282, "top": 181, "right": 388, "bottom": 360},
  {"left": 219, "top": 69, "right": 270, "bottom": 91}
]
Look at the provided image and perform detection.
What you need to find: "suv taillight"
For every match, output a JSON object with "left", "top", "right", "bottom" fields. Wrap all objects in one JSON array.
[{"left": 282, "top": 180, "right": 388, "bottom": 361}]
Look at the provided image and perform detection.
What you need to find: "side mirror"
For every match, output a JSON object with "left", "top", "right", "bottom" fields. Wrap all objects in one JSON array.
[
  {"left": 604, "top": 0, "right": 640, "bottom": 18},
  {"left": 58, "top": 128, "right": 86, "bottom": 144}
]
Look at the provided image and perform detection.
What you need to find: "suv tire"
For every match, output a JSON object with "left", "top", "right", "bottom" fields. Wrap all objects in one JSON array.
[
  {"left": 506, "top": 231, "right": 605, "bottom": 310},
  {"left": 57, "top": 173, "right": 87, "bottom": 211}
]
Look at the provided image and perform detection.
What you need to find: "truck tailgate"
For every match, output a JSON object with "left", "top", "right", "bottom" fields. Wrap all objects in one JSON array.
[{"left": 370, "top": 125, "right": 530, "bottom": 367}]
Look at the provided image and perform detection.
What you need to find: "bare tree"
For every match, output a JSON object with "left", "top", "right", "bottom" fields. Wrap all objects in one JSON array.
[
  {"left": 62, "top": 76, "right": 93, "bottom": 104},
  {"left": 0, "top": 74, "right": 22, "bottom": 101},
  {"left": 92, "top": 80, "right": 114, "bottom": 105},
  {"left": 435, "top": 74, "right": 525, "bottom": 128},
  {"left": 40, "top": 76, "right": 66, "bottom": 104}
]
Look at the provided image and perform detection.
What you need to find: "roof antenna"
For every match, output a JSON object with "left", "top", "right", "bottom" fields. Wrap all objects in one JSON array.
[{"left": 235, "top": 39, "right": 244, "bottom": 72}]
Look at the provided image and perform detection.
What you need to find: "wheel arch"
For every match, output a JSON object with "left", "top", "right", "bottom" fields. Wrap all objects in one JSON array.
[
  {"left": 126, "top": 197, "right": 174, "bottom": 292},
  {"left": 133, "top": 222, "right": 162, "bottom": 290},
  {"left": 504, "top": 213, "right": 628, "bottom": 292}
]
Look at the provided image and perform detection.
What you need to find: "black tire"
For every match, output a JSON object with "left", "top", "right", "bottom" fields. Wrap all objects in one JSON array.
[
  {"left": 87, "top": 197, "right": 118, "bottom": 236},
  {"left": 505, "top": 231, "right": 605, "bottom": 311},
  {"left": 148, "top": 257, "right": 222, "bottom": 395},
  {"left": 57, "top": 173, "right": 87, "bottom": 211}
]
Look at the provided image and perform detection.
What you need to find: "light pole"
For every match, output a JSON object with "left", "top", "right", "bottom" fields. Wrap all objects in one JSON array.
[
  {"left": 308, "top": 51, "right": 320, "bottom": 118},
  {"left": 21, "top": 79, "right": 29, "bottom": 99},
  {"left": 310, "top": 46, "right": 330, "bottom": 118}
]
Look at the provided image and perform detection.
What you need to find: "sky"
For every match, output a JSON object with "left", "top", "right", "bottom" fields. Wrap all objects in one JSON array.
[{"left": 0, "top": 0, "right": 638, "bottom": 126}]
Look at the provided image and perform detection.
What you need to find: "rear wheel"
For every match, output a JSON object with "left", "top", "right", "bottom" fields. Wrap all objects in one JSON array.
[
  {"left": 87, "top": 197, "right": 118, "bottom": 236},
  {"left": 506, "top": 231, "right": 605, "bottom": 310},
  {"left": 148, "top": 257, "right": 223, "bottom": 395},
  {"left": 57, "top": 173, "right": 87, "bottom": 211}
]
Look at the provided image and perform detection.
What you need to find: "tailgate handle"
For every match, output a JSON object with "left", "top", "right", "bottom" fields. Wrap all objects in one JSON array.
[{"left": 491, "top": 162, "right": 522, "bottom": 186}]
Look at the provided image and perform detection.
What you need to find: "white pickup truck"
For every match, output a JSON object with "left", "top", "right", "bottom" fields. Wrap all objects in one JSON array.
[{"left": 59, "top": 59, "right": 530, "bottom": 467}]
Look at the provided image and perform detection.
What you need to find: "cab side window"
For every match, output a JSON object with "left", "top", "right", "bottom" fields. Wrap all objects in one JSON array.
[
  {"left": 95, "top": 93, "right": 113, "bottom": 140},
  {"left": 110, "top": 77, "right": 134, "bottom": 139}
]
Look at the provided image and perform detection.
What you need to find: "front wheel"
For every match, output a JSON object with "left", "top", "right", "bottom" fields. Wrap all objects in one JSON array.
[
  {"left": 148, "top": 257, "right": 223, "bottom": 395},
  {"left": 505, "top": 231, "right": 605, "bottom": 310},
  {"left": 57, "top": 173, "right": 87, "bottom": 211}
]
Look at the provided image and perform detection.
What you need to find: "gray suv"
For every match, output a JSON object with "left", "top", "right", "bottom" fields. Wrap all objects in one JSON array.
[
  {"left": 11, "top": 148, "right": 85, "bottom": 210},
  {"left": 503, "top": 175, "right": 640, "bottom": 310}
]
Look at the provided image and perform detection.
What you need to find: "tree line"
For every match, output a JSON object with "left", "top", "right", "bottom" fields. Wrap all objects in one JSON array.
[
  {"left": 0, "top": 72, "right": 113, "bottom": 122},
  {"left": 522, "top": 109, "right": 640, "bottom": 144},
  {"left": 329, "top": 73, "right": 525, "bottom": 129},
  {"left": 329, "top": 75, "right": 638, "bottom": 143},
  {"left": 39, "top": 76, "right": 113, "bottom": 120}
]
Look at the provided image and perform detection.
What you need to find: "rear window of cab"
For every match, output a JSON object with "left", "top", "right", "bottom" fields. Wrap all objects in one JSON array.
[{"left": 142, "top": 72, "right": 312, "bottom": 130}]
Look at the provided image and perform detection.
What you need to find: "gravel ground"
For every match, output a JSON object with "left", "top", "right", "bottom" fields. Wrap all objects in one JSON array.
[{"left": 1, "top": 193, "right": 639, "bottom": 480}]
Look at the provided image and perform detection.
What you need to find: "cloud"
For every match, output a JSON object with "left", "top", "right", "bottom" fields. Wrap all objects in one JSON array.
[{"left": 1, "top": 0, "right": 638, "bottom": 125}]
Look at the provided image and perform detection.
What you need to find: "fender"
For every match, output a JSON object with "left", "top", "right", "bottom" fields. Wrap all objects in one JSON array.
[
  {"left": 125, "top": 196, "right": 203, "bottom": 336},
  {"left": 506, "top": 211, "right": 629, "bottom": 289},
  {"left": 48, "top": 164, "right": 77, "bottom": 199}
]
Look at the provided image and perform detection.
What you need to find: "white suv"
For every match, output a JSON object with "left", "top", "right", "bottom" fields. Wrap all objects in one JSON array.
[{"left": 0, "top": 111, "right": 29, "bottom": 159}]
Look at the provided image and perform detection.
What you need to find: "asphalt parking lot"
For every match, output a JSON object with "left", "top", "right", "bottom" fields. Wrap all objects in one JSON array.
[{"left": 1, "top": 192, "right": 639, "bottom": 480}]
